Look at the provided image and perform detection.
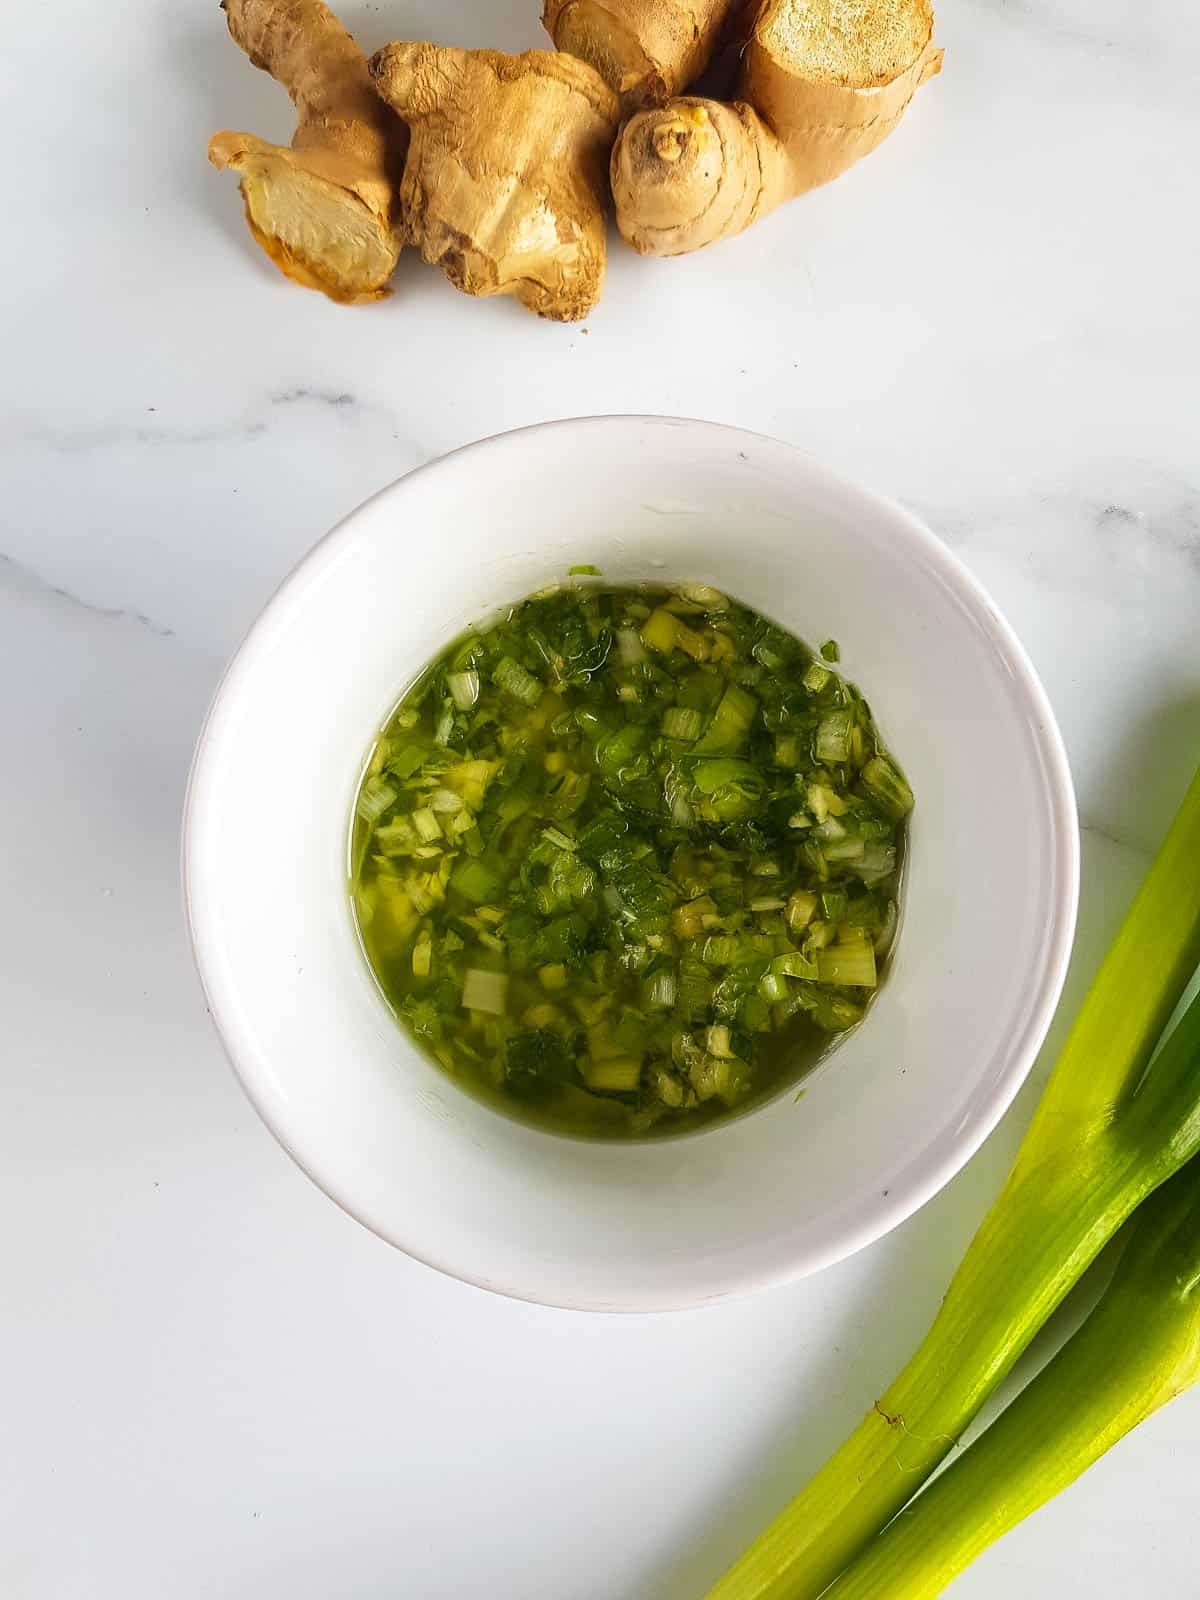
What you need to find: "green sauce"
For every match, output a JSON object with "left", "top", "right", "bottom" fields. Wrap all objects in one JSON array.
[{"left": 350, "top": 580, "right": 913, "bottom": 1139}]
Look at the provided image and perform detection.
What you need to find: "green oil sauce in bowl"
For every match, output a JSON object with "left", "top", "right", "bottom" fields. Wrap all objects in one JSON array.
[{"left": 350, "top": 579, "right": 912, "bottom": 1139}]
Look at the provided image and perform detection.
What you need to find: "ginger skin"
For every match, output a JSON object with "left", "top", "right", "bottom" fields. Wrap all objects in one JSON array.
[
  {"left": 209, "top": 0, "right": 407, "bottom": 303},
  {"left": 369, "top": 44, "right": 619, "bottom": 323},
  {"left": 542, "top": 0, "right": 744, "bottom": 111},
  {"left": 611, "top": 0, "right": 943, "bottom": 257}
]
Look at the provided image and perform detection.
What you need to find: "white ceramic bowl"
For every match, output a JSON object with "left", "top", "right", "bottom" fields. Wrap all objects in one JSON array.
[{"left": 184, "top": 416, "right": 1078, "bottom": 1311}]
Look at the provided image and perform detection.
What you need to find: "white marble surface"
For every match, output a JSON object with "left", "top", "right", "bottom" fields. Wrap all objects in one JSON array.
[{"left": 3, "top": 0, "right": 1199, "bottom": 1593}]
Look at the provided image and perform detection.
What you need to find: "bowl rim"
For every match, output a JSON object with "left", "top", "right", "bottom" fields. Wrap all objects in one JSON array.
[{"left": 183, "top": 414, "right": 1080, "bottom": 1311}]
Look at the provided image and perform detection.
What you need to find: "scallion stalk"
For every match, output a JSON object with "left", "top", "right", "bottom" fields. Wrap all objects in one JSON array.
[
  {"left": 822, "top": 1165, "right": 1200, "bottom": 1599},
  {"left": 711, "top": 763, "right": 1200, "bottom": 1600}
]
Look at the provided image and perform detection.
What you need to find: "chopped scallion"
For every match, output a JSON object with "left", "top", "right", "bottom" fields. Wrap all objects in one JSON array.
[
  {"left": 461, "top": 968, "right": 508, "bottom": 1014},
  {"left": 352, "top": 581, "right": 910, "bottom": 1137},
  {"left": 493, "top": 656, "right": 543, "bottom": 706},
  {"left": 446, "top": 670, "right": 480, "bottom": 710}
]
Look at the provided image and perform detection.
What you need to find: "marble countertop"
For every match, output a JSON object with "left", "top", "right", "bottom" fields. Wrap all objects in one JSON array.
[{"left": 3, "top": 0, "right": 1198, "bottom": 1594}]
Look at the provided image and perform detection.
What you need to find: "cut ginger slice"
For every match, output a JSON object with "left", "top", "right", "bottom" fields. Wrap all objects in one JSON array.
[{"left": 208, "top": 0, "right": 406, "bottom": 304}]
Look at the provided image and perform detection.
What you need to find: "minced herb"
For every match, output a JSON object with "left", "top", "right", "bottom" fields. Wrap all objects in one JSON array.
[{"left": 350, "top": 580, "right": 912, "bottom": 1138}]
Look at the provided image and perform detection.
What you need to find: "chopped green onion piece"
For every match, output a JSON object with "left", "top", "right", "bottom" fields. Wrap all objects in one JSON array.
[
  {"left": 387, "top": 745, "right": 428, "bottom": 781},
  {"left": 822, "top": 890, "right": 849, "bottom": 921},
  {"left": 645, "top": 969, "right": 678, "bottom": 1009},
  {"left": 641, "top": 607, "right": 681, "bottom": 654},
  {"left": 356, "top": 775, "right": 396, "bottom": 823},
  {"left": 787, "top": 890, "right": 818, "bottom": 930},
  {"left": 691, "top": 757, "right": 763, "bottom": 795},
  {"left": 824, "top": 837, "right": 866, "bottom": 861},
  {"left": 653, "top": 1067, "right": 686, "bottom": 1108},
  {"left": 695, "top": 684, "right": 758, "bottom": 754},
  {"left": 450, "top": 857, "right": 504, "bottom": 905},
  {"left": 820, "top": 638, "right": 840, "bottom": 663},
  {"left": 862, "top": 753, "right": 915, "bottom": 818},
  {"left": 677, "top": 957, "right": 714, "bottom": 1019},
  {"left": 816, "top": 711, "right": 853, "bottom": 765},
  {"left": 568, "top": 563, "right": 601, "bottom": 576},
  {"left": 662, "top": 705, "right": 705, "bottom": 741},
  {"left": 616, "top": 626, "right": 646, "bottom": 665},
  {"left": 771, "top": 950, "right": 818, "bottom": 980},
  {"left": 374, "top": 817, "right": 419, "bottom": 857},
  {"left": 810, "top": 992, "right": 864, "bottom": 1031},
  {"left": 446, "top": 670, "right": 480, "bottom": 710},
  {"left": 802, "top": 662, "right": 832, "bottom": 694},
  {"left": 807, "top": 783, "right": 846, "bottom": 822},
  {"left": 706, "top": 1023, "right": 735, "bottom": 1059},
  {"left": 493, "top": 655, "right": 543, "bottom": 706},
  {"left": 676, "top": 583, "right": 728, "bottom": 609},
  {"left": 669, "top": 784, "right": 694, "bottom": 827},
  {"left": 522, "top": 1002, "right": 561, "bottom": 1029},
  {"left": 410, "top": 807, "right": 440, "bottom": 842},
  {"left": 461, "top": 968, "right": 508, "bottom": 1014},
  {"left": 758, "top": 970, "right": 790, "bottom": 1004},
  {"left": 702, "top": 934, "right": 740, "bottom": 966},
  {"left": 855, "top": 843, "right": 897, "bottom": 884},
  {"left": 817, "top": 938, "right": 878, "bottom": 988},
  {"left": 583, "top": 1056, "right": 643, "bottom": 1092}
]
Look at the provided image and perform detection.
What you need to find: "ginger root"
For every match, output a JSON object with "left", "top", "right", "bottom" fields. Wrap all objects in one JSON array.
[
  {"left": 209, "top": 0, "right": 406, "bottom": 303},
  {"left": 611, "top": 0, "right": 942, "bottom": 256},
  {"left": 542, "top": 0, "right": 743, "bottom": 111},
  {"left": 369, "top": 44, "right": 619, "bottom": 322}
]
